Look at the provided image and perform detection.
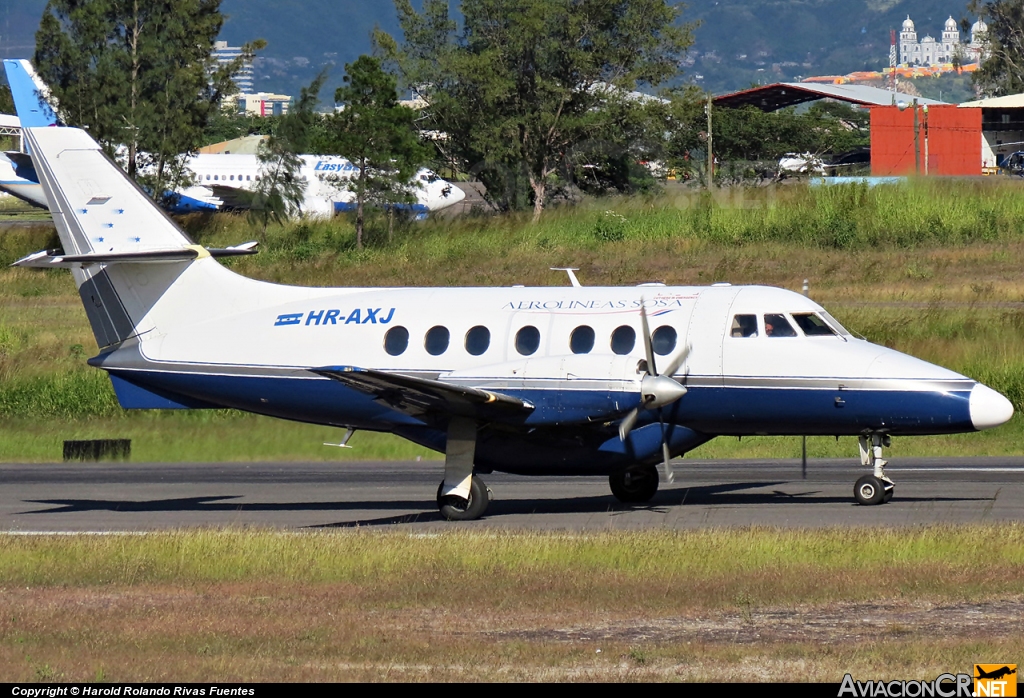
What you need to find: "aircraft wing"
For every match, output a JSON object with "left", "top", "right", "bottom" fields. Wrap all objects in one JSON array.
[
  {"left": 207, "top": 184, "right": 260, "bottom": 210},
  {"left": 312, "top": 365, "right": 534, "bottom": 424}
]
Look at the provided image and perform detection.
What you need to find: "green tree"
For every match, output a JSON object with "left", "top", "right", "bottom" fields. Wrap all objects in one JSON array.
[
  {"left": 968, "top": 0, "right": 1024, "bottom": 96},
  {"left": 34, "top": 0, "right": 264, "bottom": 201},
  {"left": 249, "top": 71, "right": 327, "bottom": 235},
  {"left": 379, "top": 0, "right": 693, "bottom": 221},
  {"left": 0, "top": 84, "right": 13, "bottom": 115},
  {"left": 324, "top": 55, "right": 429, "bottom": 249}
]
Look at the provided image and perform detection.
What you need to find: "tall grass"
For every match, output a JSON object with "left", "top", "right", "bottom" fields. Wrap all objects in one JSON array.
[{"left": 2, "top": 527, "right": 1022, "bottom": 594}]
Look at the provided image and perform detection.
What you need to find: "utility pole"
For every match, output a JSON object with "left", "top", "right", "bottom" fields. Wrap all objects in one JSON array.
[
  {"left": 923, "top": 104, "right": 929, "bottom": 176},
  {"left": 706, "top": 93, "right": 714, "bottom": 189},
  {"left": 913, "top": 98, "right": 920, "bottom": 175},
  {"left": 801, "top": 278, "right": 809, "bottom": 480}
]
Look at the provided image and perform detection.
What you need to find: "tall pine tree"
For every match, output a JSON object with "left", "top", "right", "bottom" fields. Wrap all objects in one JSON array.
[
  {"left": 34, "top": 0, "right": 263, "bottom": 201},
  {"left": 325, "top": 55, "right": 428, "bottom": 249}
]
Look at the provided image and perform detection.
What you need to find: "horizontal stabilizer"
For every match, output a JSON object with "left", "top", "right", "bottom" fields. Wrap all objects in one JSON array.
[
  {"left": 313, "top": 365, "right": 534, "bottom": 424},
  {"left": 12, "top": 241, "right": 259, "bottom": 268}
]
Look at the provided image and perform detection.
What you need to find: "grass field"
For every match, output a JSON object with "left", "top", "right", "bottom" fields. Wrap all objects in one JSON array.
[
  {"left": 2, "top": 179, "right": 1024, "bottom": 461},
  {"left": 0, "top": 526, "right": 1021, "bottom": 681}
]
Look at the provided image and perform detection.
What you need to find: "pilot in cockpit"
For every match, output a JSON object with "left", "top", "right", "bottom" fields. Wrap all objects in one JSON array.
[{"left": 730, "top": 314, "right": 758, "bottom": 338}]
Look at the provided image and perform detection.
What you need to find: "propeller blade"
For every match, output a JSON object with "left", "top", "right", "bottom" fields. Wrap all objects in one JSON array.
[
  {"left": 661, "top": 344, "right": 691, "bottom": 379},
  {"left": 618, "top": 408, "right": 640, "bottom": 441},
  {"left": 639, "top": 299, "right": 656, "bottom": 377},
  {"left": 659, "top": 409, "right": 674, "bottom": 484}
]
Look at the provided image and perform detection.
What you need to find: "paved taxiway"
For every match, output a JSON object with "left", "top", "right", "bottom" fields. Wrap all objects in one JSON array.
[{"left": 1, "top": 457, "right": 1022, "bottom": 531}]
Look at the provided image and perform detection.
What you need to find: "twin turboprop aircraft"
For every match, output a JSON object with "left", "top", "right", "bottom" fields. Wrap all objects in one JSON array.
[{"left": 13, "top": 122, "right": 1015, "bottom": 520}]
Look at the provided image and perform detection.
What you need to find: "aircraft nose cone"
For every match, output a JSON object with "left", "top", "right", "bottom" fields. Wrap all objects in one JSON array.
[{"left": 970, "top": 383, "right": 1014, "bottom": 430}]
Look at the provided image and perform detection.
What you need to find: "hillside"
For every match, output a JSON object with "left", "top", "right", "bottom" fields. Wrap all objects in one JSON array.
[{"left": 0, "top": 1, "right": 987, "bottom": 98}]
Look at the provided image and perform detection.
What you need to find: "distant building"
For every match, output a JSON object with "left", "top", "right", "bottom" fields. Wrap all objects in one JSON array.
[
  {"left": 212, "top": 40, "right": 255, "bottom": 95},
  {"left": 899, "top": 15, "right": 988, "bottom": 67},
  {"left": 236, "top": 92, "right": 291, "bottom": 117}
]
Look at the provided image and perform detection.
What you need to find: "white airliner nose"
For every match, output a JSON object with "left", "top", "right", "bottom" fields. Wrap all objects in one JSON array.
[{"left": 970, "top": 383, "right": 1014, "bottom": 430}]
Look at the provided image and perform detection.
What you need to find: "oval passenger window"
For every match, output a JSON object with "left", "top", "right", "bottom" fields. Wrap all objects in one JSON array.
[
  {"left": 465, "top": 326, "right": 490, "bottom": 356},
  {"left": 570, "top": 326, "right": 595, "bottom": 354},
  {"left": 424, "top": 326, "right": 450, "bottom": 355},
  {"left": 515, "top": 326, "right": 541, "bottom": 356},
  {"left": 611, "top": 325, "right": 636, "bottom": 355},
  {"left": 652, "top": 326, "right": 677, "bottom": 355},
  {"left": 384, "top": 326, "right": 409, "bottom": 356}
]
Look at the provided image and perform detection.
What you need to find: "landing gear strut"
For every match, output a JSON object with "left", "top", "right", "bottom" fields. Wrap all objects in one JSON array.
[
  {"left": 854, "top": 434, "right": 894, "bottom": 505},
  {"left": 436, "top": 417, "right": 491, "bottom": 521},
  {"left": 609, "top": 464, "right": 660, "bottom": 503}
]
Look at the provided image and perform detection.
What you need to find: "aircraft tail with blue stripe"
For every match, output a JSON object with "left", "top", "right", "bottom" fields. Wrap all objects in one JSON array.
[
  {"left": 15, "top": 126, "right": 258, "bottom": 350},
  {"left": 3, "top": 59, "right": 59, "bottom": 129}
]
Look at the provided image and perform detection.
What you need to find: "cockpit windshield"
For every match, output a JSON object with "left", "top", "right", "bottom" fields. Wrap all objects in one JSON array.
[
  {"left": 819, "top": 311, "right": 851, "bottom": 337},
  {"left": 792, "top": 312, "right": 836, "bottom": 337}
]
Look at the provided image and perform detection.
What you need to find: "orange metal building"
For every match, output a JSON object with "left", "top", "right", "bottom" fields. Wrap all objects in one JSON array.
[{"left": 870, "top": 105, "right": 981, "bottom": 176}]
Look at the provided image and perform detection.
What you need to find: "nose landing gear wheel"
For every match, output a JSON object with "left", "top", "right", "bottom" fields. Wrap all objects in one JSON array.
[
  {"left": 437, "top": 476, "right": 489, "bottom": 521},
  {"left": 854, "top": 474, "right": 888, "bottom": 506},
  {"left": 609, "top": 464, "right": 660, "bottom": 503}
]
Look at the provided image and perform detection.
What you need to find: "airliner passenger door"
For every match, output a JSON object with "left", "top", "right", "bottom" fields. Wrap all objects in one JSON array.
[{"left": 684, "top": 286, "right": 740, "bottom": 387}]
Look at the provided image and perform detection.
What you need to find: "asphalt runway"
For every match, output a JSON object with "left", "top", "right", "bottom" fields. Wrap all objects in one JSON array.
[{"left": 1, "top": 457, "right": 1022, "bottom": 532}]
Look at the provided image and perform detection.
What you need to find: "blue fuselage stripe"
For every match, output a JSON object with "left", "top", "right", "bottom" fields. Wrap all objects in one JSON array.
[{"left": 109, "top": 369, "right": 976, "bottom": 437}]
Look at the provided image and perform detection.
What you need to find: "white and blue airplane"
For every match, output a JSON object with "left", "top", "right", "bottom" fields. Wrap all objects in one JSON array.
[
  {"left": 0, "top": 59, "right": 465, "bottom": 216},
  {"left": 170, "top": 153, "right": 463, "bottom": 217},
  {"left": 12, "top": 122, "right": 1015, "bottom": 520}
]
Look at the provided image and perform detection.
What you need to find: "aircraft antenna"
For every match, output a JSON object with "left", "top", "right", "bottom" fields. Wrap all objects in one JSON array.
[{"left": 550, "top": 267, "right": 582, "bottom": 288}]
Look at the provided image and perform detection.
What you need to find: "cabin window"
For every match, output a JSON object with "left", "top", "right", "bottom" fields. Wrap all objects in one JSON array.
[
  {"left": 764, "top": 314, "right": 797, "bottom": 338},
  {"left": 515, "top": 326, "right": 541, "bottom": 356},
  {"left": 730, "top": 314, "right": 758, "bottom": 338},
  {"left": 384, "top": 326, "right": 409, "bottom": 356},
  {"left": 570, "top": 325, "right": 595, "bottom": 354},
  {"left": 792, "top": 313, "right": 836, "bottom": 337},
  {"left": 247, "top": 175, "right": 251, "bottom": 181},
  {"left": 214, "top": 175, "right": 219, "bottom": 181},
  {"left": 205, "top": 175, "right": 210, "bottom": 181},
  {"left": 465, "top": 325, "right": 490, "bottom": 356},
  {"left": 651, "top": 326, "right": 677, "bottom": 355},
  {"left": 230, "top": 175, "right": 234, "bottom": 181},
  {"left": 611, "top": 325, "right": 636, "bottom": 355},
  {"left": 424, "top": 326, "right": 450, "bottom": 355}
]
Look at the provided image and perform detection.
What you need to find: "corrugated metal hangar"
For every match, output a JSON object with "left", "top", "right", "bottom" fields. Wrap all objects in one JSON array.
[{"left": 713, "top": 82, "right": 1024, "bottom": 177}]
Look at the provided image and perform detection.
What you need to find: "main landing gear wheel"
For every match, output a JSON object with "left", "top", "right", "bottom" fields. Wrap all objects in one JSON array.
[
  {"left": 609, "top": 464, "right": 660, "bottom": 503},
  {"left": 437, "top": 476, "right": 490, "bottom": 521},
  {"left": 854, "top": 434, "right": 895, "bottom": 505},
  {"left": 854, "top": 474, "right": 887, "bottom": 506}
]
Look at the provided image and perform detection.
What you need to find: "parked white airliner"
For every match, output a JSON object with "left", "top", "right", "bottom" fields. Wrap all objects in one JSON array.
[
  {"left": 172, "top": 153, "right": 464, "bottom": 217},
  {"left": 14, "top": 124, "right": 1014, "bottom": 519}
]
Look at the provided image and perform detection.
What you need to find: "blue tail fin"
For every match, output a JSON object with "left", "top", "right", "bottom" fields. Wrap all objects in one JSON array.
[{"left": 3, "top": 59, "right": 59, "bottom": 128}]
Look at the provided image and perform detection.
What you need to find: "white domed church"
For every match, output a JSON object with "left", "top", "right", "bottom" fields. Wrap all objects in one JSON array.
[{"left": 899, "top": 15, "right": 988, "bottom": 66}]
